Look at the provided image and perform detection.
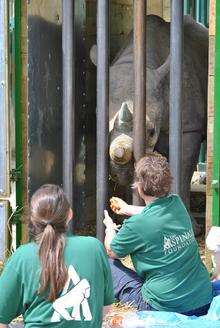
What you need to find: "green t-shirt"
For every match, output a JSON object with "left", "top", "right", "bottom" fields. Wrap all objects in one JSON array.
[
  {"left": 0, "top": 236, "right": 114, "bottom": 327},
  {"left": 110, "top": 194, "right": 213, "bottom": 312}
]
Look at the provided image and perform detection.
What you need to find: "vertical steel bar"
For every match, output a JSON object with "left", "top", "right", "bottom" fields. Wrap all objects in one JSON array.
[
  {"left": 73, "top": 0, "right": 86, "bottom": 228},
  {"left": 0, "top": 0, "right": 9, "bottom": 259},
  {"left": 0, "top": 0, "right": 9, "bottom": 198},
  {"left": 195, "top": 0, "right": 207, "bottom": 25},
  {"left": 212, "top": 0, "right": 220, "bottom": 225},
  {"left": 184, "top": 0, "right": 190, "bottom": 15},
  {"left": 0, "top": 202, "right": 8, "bottom": 262},
  {"left": 169, "top": 0, "right": 183, "bottom": 195},
  {"left": 192, "top": 0, "right": 196, "bottom": 18},
  {"left": 133, "top": 0, "right": 146, "bottom": 205},
  {"left": 62, "top": 0, "right": 74, "bottom": 208},
  {"left": 201, "top": 0, "right": 207, "bottom": 26},
  {"left": 196, "top": 0, "right": 200, "bottom": 21},
  {"left": 206, "top": 0, "right": 209, "bottom": 27},
  {"left": 96, "top": 0, "right": 109, "bottom": 241},
  {"left": 14, "top": 0, "right": 23, "bottom": 245}
]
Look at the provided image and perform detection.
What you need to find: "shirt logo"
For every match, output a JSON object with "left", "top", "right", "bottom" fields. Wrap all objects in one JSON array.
[
  {"left": 51, "top": 265, "right": 92, "bottom": 322},
  {"left": 163, "top": 229, "right": 195, "bottom": 255}
]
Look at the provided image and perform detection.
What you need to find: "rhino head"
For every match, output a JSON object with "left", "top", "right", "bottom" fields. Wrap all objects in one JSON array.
[
  {"left": 90, "top": 44, "right": 170, "bottom": 186},
  {"left": 109, "top": 57, "right": 170, "bottom": 186}
]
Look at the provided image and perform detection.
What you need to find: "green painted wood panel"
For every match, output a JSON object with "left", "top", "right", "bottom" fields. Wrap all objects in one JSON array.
[{"left": 212, "top": 0, "right": 220, "bottom": 226}]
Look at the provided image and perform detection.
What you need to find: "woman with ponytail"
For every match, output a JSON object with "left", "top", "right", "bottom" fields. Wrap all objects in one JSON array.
[{"left": 0, "top": 184, "right": 114, "bottom": 328}]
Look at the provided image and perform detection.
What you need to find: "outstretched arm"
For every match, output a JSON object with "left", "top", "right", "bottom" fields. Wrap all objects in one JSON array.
[
  {"left": 103, "top": 305, "right": 112, "bottom": 318},
  {"left": 0, "top": 324, "right": 8, "bottom": 328},
  {"left": 103, "top": 210, "right": 119, "bottom": 259},
  {"left": 110, "top": 197, "right": 144, "bottom": 216}
]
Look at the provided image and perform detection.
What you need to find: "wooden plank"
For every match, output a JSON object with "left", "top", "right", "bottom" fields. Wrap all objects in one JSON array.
[
  {"left": 205, "top": 194, "right": 213, "bottom": 270},
  {"left": 162, "top": 6, "right": 170, "bottom": 21},
  {"left": 209, "top": 0, "right": 216, "bottom": 36},
  {"left": 147, "top": 0, "right": 163, "bottom": 17},
  {"left": 205, "top": 0, "right": 216, "bottom": 267},
  {"left": 162, "top": 0, "right": 170, "bottom": 21},
  {"left": 208, "top": 75, "right": 215, "bottom": 117},
  {"left": 209, "top": 36, "right": 215, "bottom": 77},
  {"left": 110, "top": 3, "right": 132, "bottom": 35},
  {"left": 206, "top": 156, "right": 213, "bottom": 196},
  {"left": 111, "top": 0, "right": 132, "bottom": 5},
  {"left": 163, "top": 0, "right": 170, "bottom": 8},
  {"left": 86, "top": 2, "right": 96, "bottom": 20},
  {"left": 27, "top": 0, "right": 61, "bottom": 24}
]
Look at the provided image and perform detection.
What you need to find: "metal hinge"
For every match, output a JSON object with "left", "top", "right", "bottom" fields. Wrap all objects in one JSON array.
[
  {"left": 9, "top": 17, "right": 15, "bottom": 33},
  {"left": 10, "top": 206, "right": 23, "bottom": 225},
  {"left": 10, "top": 165, "right": 22, "bottom": 182}
]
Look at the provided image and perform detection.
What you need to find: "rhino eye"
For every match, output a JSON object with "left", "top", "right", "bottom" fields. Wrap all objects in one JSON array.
[{"left": 149, "top": 128, "right": 155, "bottom": 137}]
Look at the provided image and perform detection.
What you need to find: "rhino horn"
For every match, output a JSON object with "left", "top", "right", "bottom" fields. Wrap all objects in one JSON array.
[
  {"left": 119, "top": 102, "right": 133, "bottom": 124},
  {"left": 156, "top": 55, "right": 170, "bottom": 83},
  {"left": 110, "top": 134, "right": 133, "bottom": 165}
]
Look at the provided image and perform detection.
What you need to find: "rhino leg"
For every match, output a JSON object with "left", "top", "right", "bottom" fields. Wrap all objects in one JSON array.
[
  {"left": 182, "top": 132, "right": 204, "bottom": 236},
  {"left": 154, "top": 131, "right": 169, "bottom": 158},
  {"left": 156, "top": 131, "right": 203, "bottom": 236}
]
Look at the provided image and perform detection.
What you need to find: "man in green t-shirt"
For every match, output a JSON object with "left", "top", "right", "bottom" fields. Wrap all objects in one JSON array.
[{"left": 104, "top": 153, "right": 213, "bottom": 316}]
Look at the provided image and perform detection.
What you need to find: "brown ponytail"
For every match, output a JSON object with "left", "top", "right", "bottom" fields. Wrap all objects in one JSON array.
[{"left": 29, "top": 184, "right": 70, "bottom": 301}]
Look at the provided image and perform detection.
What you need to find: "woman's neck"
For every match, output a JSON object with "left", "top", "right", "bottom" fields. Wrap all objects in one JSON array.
[{"left": 143, "top": 195, "right": 158, "bottom": 205}]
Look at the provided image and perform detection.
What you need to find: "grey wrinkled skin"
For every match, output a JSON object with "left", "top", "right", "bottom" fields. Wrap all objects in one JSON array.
[{"left": 90, "top": 15, "right": 208, "bottom": 234}]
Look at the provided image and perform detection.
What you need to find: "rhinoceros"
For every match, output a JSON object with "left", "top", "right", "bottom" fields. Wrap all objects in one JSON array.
[{"left": 90, "top": 15, "right": 208, "bottom": 233}]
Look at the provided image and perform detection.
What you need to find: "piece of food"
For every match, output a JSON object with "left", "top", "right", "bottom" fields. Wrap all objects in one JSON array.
[{"left": 110, "top": 197, "right": 121, "bottom": 213}]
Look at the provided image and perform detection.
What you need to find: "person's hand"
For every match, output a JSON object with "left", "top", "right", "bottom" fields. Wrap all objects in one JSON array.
[
  {"left": 103, "top": 210, "right": 120, "bottom": 231},
  {"left": 110, "top": 197, "right": 129, "bottom": 215},
  {"left": 103, "top": 210, "right": 114, "bottom": 228},
  {"left": 103, "top": 210, "right": 120, "bottom": 252}
]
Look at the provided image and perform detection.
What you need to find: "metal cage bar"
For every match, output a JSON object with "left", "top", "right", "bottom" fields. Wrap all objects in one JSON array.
[
  {"left": 0, "top": 0, "right": 9, "bottom": 198},
  {"left": 0, "top": 0, "right": 9, "bottom": 261},
  {"left": 169, "top": 0, "right": 184, "bottom": 196},
  {"left": 96, "top": 0, "right": 109, "bottom": 241},
  {"left": 184, "top": 0, "right": 191, "bottom": 14},
  {"left": 133, "top": 0, "right": 146, "bottom": 205},
  {"left": 62, "top": 0, "right": 75, "bottom": 209},
  {"left": 14, "top": 0, "right": 23, "bottom": 245},
  {"left": 0, "top": 201, "right": 8, "bottom": 262},
  {"left": 196, "top": 0, "right": 207, "bottom": 25}
]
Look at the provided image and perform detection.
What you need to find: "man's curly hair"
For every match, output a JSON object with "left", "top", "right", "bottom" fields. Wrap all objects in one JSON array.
[{"left": 134, "top": 152, "right": 173, "bottom": 197}]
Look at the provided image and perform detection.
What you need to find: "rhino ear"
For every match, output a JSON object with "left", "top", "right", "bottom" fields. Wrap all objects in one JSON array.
[
  {"left": 90, "top": 45, "right": 97, "bottom": 66},
  {"left": 156, "top": 55, "right": 170, "bottom": 84}
]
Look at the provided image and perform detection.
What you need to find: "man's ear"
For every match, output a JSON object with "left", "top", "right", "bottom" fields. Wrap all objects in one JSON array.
[{"left": 90, "top": 44, "right": 97, "bottom": 66}]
